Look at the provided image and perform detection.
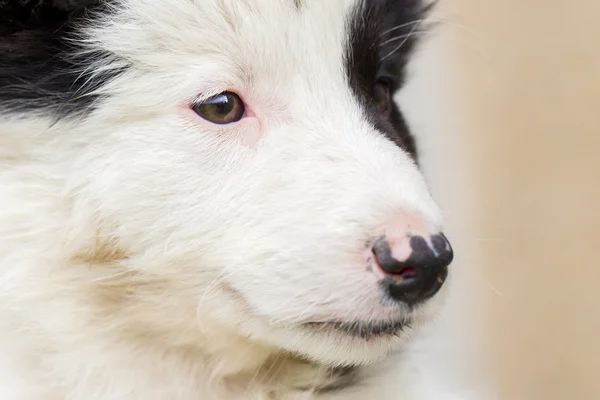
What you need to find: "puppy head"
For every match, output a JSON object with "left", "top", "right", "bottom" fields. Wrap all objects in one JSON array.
[{"left": 1, "top": 0, "right": 451, "bottom": 367}]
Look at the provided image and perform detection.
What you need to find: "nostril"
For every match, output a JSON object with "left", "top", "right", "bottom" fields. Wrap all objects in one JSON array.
[
  {"left": 371, "top": 233, "right": 454, "bottom": 275},
  {"left": 371, "top": 236, "right": 410, "bottom": 275},
  {"left": 371, "top": 242, "right": 416, "bottom": 278},
  {"left": 431, "top": 233, "right": 454, "bottom": 267},
  {"left": 370, "top": 232, "right": 453, "bottom": 305}
]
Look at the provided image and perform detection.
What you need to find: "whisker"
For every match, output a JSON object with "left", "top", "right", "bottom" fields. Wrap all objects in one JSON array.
[
  {"left": 427, "top": 16, "right": 482, "bottom": 39},
  {"left": 380, "top": 19, "right": 423, "bottom": 36},
  {"left": 379, "top": 30, "right": 428, "bottom": 47},
  {"left": 245, "top": 353, "right": 278, "bottom": 395},
  {"left": 196, "top": 265, "right": 239, "bottom": 329},
  {"left": 381, "top": 22, "right": 420, "bottom": 61}
]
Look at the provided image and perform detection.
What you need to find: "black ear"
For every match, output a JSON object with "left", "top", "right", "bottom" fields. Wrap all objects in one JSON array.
[
  {"left": 0, "top": 0, "right": 98, "bottom": 31},
  {"left": 377, "top": 0, "right": 436, "bottom": 161},
  {"left": 345, "top": 0, "right": 433, "bottom": 162},
  {"left": 0, "top": 0, "right": 125, "bottom": 118}
]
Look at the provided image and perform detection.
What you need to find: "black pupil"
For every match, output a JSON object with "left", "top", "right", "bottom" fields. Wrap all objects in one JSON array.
[{"left": 209, "top": 94, "right": 234, "bottom": 115}]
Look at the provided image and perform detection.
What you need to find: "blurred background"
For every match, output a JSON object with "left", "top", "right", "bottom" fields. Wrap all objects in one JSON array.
[{"left": 401, "top": 0, "right": 600, "bottom": 398}]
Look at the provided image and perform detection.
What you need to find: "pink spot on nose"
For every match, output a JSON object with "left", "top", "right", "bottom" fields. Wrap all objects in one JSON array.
[
  {"left": 383, "top": 211, "right": 432, "bottom": 240},
  {"left": 368, "top": 211, "right": 436, "bottom": 280},
  {"left": 386, "top": 236, "right": 412, "bottom": 263}
]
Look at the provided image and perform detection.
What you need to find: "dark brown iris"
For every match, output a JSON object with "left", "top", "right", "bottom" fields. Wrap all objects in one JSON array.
[{"left": 192, "top": 91, "right": 245, "bottom": 124}]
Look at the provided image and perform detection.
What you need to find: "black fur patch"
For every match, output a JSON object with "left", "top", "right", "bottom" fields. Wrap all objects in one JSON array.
[
  {"left": 345, "top": 0, "right": 432, "bottom": 161},
  {"left": 0, "top": 0, "right": 127, "bottom": 117},
  {"left": 294, "top": 366, "right": 359, "bottom": 395},
  {"left": 313, "top": 366, "right": 359, "bottom": 394}
]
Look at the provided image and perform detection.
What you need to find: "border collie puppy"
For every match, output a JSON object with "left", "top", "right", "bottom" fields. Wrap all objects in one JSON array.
[{"left": 0, "top": 0, "right": 454, "bottom": 398}]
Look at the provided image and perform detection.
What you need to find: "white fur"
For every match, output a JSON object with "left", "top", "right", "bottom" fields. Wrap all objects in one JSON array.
[{"left": 0, "top": 0, "right": 455, "bottom": 398}]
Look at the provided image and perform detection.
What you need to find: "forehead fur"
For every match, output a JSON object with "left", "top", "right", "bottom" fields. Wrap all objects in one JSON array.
[
  {"left": 93, "top": 0, "right": 426, "bottom": 77},
  {"left": 0, "top": 0, "right": 429, "bottom": 122},
  {"left": 97, "top": 0, "right": 354, "bottom": 78}
]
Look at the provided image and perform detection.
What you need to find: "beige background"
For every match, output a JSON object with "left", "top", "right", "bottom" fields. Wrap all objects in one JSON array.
[{"left": 402, "top": 0, "right": 600, "bottom": 399}]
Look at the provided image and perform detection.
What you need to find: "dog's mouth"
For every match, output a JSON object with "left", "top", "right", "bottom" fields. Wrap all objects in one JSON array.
[{"left": 303, "top": 318, "right": 412, "bottom": 340}]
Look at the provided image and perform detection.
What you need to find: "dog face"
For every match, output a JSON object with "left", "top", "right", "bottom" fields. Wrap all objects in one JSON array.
[{"left": 0, "top": 0, "right": 451, "bottom": 366}]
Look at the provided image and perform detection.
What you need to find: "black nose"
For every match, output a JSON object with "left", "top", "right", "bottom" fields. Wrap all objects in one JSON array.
[{"left": 371, "top": 233, "right": 453, "bottom": 305}]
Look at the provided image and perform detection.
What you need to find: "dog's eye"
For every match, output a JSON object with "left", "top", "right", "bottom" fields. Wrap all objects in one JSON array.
[
  {"left": 192, "top": 92, "right": 245, "bottom": 124},
  {"left": 373, "top": 80, "right": 391, "bottom": 113}
]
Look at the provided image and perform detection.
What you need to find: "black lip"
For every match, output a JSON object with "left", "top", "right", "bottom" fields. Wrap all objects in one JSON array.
[{"left": 303, "top": 318, "right": 412, "bottom": 340}]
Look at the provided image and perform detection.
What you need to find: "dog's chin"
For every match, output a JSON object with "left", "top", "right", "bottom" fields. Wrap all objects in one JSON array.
[
  {"left": 209, "top": 284, "right": 435, "bottom": 366},
  {"left": 302, "top": 317, "right": 413, "bottom": 341},
  {"left": 247, "top": 316, "right": 419, "bottom": 368}
]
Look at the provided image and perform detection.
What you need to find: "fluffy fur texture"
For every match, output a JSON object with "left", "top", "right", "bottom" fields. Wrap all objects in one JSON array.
[{"left": 0, "top": 0, "right": 454, "bottom": 398}]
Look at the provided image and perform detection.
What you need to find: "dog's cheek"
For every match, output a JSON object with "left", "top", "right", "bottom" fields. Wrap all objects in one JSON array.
[{"left": 68, "top": 116, "right": 252, "bottom": 262}]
